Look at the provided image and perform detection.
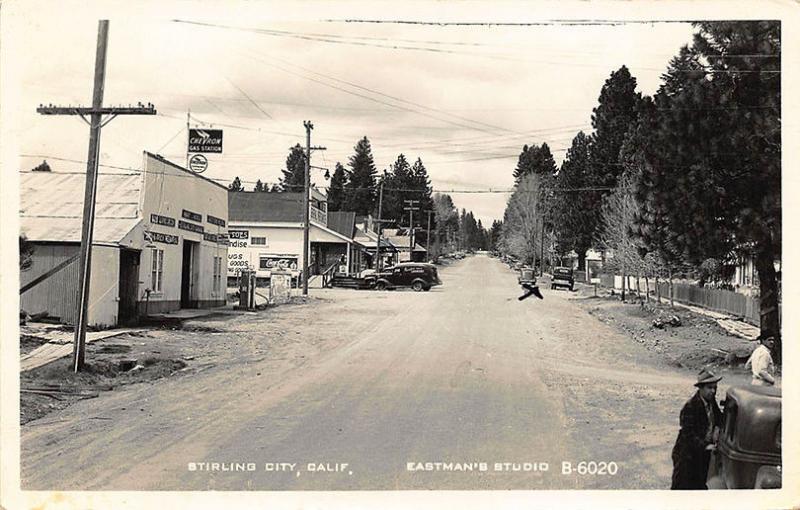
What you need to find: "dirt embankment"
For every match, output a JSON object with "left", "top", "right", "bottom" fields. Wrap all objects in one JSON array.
[
  {"left": 571, "top": 286, "right": 758, "bottom": 372},
  {"left": 20, "top": 331, "right": 189, "bottom": 424}
]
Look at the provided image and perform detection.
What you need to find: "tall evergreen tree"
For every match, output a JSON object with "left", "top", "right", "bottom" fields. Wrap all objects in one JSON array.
[
  {"left": 279, "top": 144, "right": 306, "bottom": 192},
  {"left": 343, "top": 137, "right": 378, "bottom": 216},
  {"left": 576, "top": 66, "right": 642, "bottom": 263},
  {"left": 513, "top": 143, "right": 558, "bottom": 183},
  {"left": 327, "top": 162, "right": 349, "bottom": 211},
  {"left": 228, "top": 176, "right": 244, "bottom": 191},
  {"left": 382, "top": 154, "right": 413, "bottom": 226},
  {"left": 411, "top": 157, "right": 433, "bottom": 212},
  {"left": 633, "top": 22, "right": 781, "bottom": 355},
  {"left": 553, "top": 131, "right": 594, "bottom": 269}
]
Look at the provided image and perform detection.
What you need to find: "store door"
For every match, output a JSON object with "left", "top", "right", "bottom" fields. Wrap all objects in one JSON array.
[
  {"left": 181, "top": 240, "right": 198, "bottom": 308},
  {"left": 118, "top": 249, "right": 140, "bottom": 324}
]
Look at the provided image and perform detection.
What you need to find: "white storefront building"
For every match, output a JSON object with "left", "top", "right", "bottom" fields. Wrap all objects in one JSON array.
[
  {"left": 226, "top": 189, "right": 364, "bottom": 286},
  {"left": 20, "top": 152, "right": 229, "bottom": 327}
]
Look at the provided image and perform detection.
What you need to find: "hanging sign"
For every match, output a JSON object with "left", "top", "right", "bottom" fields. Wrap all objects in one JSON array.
[
  {"left": 145, "top": 231, "right": 178, "bottom": 245},
  {"left": 150, "top": 214, "right": 175, "bottom": 227},
  {"left": 207, "top": 214, "right": 226, "bottom": 227},
  {"left": 179, "top": 220, "right": 205, "bottom": 234},
  {"left": 188, "top": 129, "right": 223, "bottom": 153},
  {"left": 188, "top": 154, "right": 208, "bottom": 173},
  {"left": 182, "top": 209, "right": 202, "bottom": 222}
]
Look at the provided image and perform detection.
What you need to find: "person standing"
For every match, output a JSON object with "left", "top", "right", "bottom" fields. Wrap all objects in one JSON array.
[
  {"left": 745, "top": 335, "right": 776, "bottom": 386},
  {"left": 671, "top": 367, "right": 724, "bottom": 490}
]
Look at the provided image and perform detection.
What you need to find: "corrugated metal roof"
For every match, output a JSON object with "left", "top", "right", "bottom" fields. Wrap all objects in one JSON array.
[
  {"left": 327, "top": 211, "right": 356, "bottom": 238},
  {"left": 228, "top": 191, "right": 304, "bottom": 223},
  {"left": 20, "top": 171, "right": 142, "bottom": 243}
]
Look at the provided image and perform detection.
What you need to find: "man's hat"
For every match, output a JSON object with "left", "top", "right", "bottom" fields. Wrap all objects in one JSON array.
[{"left": 694, "top": 367, "right": 722, "bottom": 387}]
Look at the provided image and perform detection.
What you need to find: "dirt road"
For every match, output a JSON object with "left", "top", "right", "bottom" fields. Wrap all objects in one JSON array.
[{"left": 21, "top": 255, "right": 735, "bottom": 490}]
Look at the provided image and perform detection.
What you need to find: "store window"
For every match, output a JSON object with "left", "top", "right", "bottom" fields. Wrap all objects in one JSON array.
[
  {"left": 251, "top": 236, "right": 267, "bottom": 246},
  {"left": 150, "top": 248, "right": 164, "bottom": 293},
  {"left": 213, "top": 256, "right": 222, "bottom": 293}
]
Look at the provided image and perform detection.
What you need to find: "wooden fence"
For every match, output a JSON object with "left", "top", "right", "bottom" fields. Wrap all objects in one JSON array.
[{"left": 596, "top": 274, "right": 762, "bottom": 326}]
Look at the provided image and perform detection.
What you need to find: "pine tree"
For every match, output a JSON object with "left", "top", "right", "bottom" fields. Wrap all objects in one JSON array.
[
  {"left": 574, "top": 66, "right": 642, "bottom": 264},
  {"left": 553, "top": 131, "right": 594, "bottom": 270},
  {"left": 634, "top": 21, "right": 781, "bottom": 355},
  {"left": 253, "top": 179, "right": 266, "bottom": 192},
  {"left": 411, "top": 157, "right": 433, "bottom": 214},
  {"left": 343, "top": 137, "right": 378, "bottom": 216},
  {"left": 327, "top": 162, "right": 349, "bottom": 211},
  {"left": 382, "top": 154, "right": 413, "bottom": 226},
  {"left": 279, "top": 144, "right": 306, "bottom": 192},
  {"left": 513, "top": 143, "right": 558, "bottom": 183},
  {"left": 228, "top": 176, "right": 244, "bottom": 191}
]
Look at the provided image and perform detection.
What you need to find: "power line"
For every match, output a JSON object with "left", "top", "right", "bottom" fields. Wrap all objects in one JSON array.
[{"left": 225, "top": 77, "right": 273, "bottom": 119}]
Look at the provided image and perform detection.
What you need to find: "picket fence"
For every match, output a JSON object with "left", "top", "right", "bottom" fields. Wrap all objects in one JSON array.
[{"left": 596, "top": 274, "right": 761, "bottom": 326}]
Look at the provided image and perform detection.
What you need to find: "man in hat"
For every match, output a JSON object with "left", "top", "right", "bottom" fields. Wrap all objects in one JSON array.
[
  {"left": 671, "top": 367, "right": 723, "bottom": 489},
  {"left": 745, "top": 335, "right": 776, "bottom": 386}
]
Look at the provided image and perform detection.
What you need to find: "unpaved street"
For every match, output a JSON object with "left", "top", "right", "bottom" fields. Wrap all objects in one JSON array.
[{"left": 22, "top": 255, "right": 737, "bottom": 490}]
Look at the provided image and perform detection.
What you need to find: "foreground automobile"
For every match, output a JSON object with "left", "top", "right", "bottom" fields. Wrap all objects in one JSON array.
[
  {"left": 551, "top": 266, "right": 574, "bottom": 291},
  {"left": 707, "top": 385, "right": 782, "bottom": 489},
  {"left": 369, "top": 262, "right": 442, "bottom": 291}
]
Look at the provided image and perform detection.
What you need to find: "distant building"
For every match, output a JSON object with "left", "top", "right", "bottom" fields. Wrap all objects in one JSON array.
[
  {"left": 226, "top": 189, "right": 365, "bottom": 285},
  {"left": 353, "top": 219, "right": 399, "bottom": 270},
  {"left": 20, "top": 152, "right": 229, "bottom": 327},
  {"left": 381, "top": 228, "right": 427, "bottom": 263}
]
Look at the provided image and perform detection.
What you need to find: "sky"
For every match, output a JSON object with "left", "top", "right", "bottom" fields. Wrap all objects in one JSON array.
[{"left": 0, "top": 0, "right": 746, "bottom": 226}]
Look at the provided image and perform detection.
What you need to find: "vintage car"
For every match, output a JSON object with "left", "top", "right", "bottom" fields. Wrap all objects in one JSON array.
[
  {"left": 551, "top": 266, "right": 574, "bottom": 291},
  {"left": 707, "top": 385, "right": 782, "bottom": 489},
  {"left": 518, "top": 266, "right": 536, "bottom": 285},
  {"left": 369, "top": 262, "right": 442, "bottom": 292}
]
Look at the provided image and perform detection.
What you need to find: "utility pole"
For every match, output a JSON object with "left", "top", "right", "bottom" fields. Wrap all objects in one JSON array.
[
  {"left": 185, "top": 109, "right": 191, "bottom": 169},
  {"left": 37, "top": 20, "right": 155, "bottom": 372},
  {"left": 404, "top": 200, "right": 420, "bottom": 261},
  {"left": 425, "top": 210, "right": 433, "bottom": 261},
  {"left": 540, "top": 214, "right": 546, "bottom": 277},
  {"left": 301, "top": 120, "right": 326, "bottom": 296},
  {"left": 375, "top": 179, "right": 385, "bottom": 272}
]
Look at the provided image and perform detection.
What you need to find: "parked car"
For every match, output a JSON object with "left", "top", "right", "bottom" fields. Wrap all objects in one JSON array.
[
  {"left": 369, "top": 262, "right": 442, "bottom": 291},
  {"left": 707, "top": 385, "right": 782, "bottom": 489},
  {"left": 551, "top": 266, "right": 574, "bottom": 291}
]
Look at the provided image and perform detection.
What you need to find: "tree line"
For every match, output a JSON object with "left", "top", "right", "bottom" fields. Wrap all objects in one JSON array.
[
  {"left": 228, "top": 136, "right": 490, "bottom": 255},
  {"left": 496, "top": 21, "right": 780, "bottom": 351}
]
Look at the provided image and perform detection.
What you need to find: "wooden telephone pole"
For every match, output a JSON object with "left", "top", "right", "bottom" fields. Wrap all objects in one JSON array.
[
  {"left": 403, "top": 200, "right": 420, "bottom": 261},
  {"left": 36, "top": 20, "right": 156, "bottom": 372},
  {"left": 425, "top": 210, "right": 433, "bottom": 261},
  {"left": 301, "top": 120, "right": 326, "bottom": 296}
]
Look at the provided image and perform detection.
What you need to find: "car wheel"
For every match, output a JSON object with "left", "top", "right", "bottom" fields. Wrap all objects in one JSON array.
[
  {"left": 375, "top": 281, "right": 387, "bottom": 291},
  {"left": 423, "top": 285, "right": 431, "bottom": 292},
  {"left": 412, "top": 281, "right": 424, "bottom": 292},
  {"left": 569, "top": 285, "right": 574, "bottom": 291}
]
